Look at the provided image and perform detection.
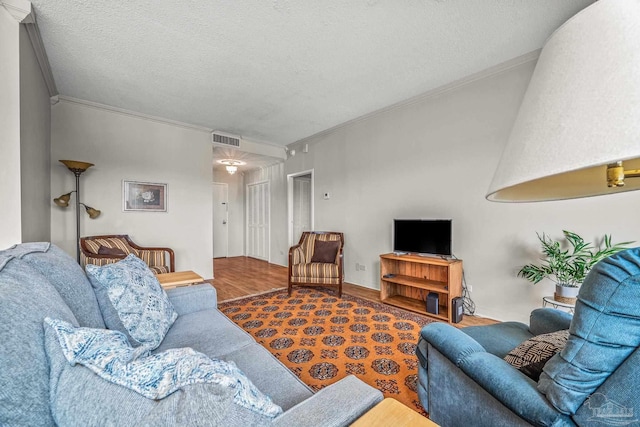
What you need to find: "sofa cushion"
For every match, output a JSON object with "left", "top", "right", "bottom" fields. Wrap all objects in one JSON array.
[
  {"left": 291, "top": 263, "right": 340, "bottom": 279},
  {"left": 504, "top": 329, "right": 569, "bottom": 381},
  {"left": 86, "top": 254, "right": 177, "bottom": 350},
  {"left": 45, "top": 318, "right": 282, "bottom": 417},
  {"left": 538, "top": 248, "right": 640, "bottom": 414},
  {"left": 220, "top": 343, "right": 314, "bottom": 411},
  {"left": 310, "top": 239, "right": 340, "bottom": 263},
  {"left": 149, "top": 265, "right": 171, "bottom": 274},
  {"left": 0, "top": 255, "right": 78, "bottom": 427},
  {"left": 43, "top": 318, "right": 277, "bottom": 427},
  {"left": 154, "top": 308, "right": 254, "bottom": 357},
  {"left": 2, "top": 242, "right": 105, "bottom": 328}
]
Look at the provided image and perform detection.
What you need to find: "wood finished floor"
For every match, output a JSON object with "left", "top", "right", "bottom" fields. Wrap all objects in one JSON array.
[{"left": 209, "top": 256, "right": 496, "bottom": 327}]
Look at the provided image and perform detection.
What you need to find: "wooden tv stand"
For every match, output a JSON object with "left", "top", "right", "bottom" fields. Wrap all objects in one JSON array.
[{"left": 380, "top": 253, "right": 462, "bottom": 323}]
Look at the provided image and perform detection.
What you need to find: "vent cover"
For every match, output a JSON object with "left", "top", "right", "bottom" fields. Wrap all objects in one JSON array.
[{"left": 212, "top": 131, "right": 241, "bottom": 147}]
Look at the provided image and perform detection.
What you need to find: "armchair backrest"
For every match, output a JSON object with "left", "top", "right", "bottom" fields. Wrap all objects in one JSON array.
[
  {"left": 80, "top": 234, "right": 174, "bottom": 273},
  {"left": 538, "top": 248, "right": 640, "bottom": 415},
  {"left": 297, "top": 231, "right": 344, "bottom": 264},
  {"left": 81, "top": 235, "right": 139, "bottom": 257}
]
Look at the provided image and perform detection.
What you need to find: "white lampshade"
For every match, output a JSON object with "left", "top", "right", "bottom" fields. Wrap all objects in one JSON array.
[{"left": 487, "top": 0, "right": 640, "bottom": 202}]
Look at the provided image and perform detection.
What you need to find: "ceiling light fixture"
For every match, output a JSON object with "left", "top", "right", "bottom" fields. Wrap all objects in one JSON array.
[
  {"left": 217, "top": 159, "right": 246, "bottom": 175},
  {"left": 487, "top": 0, "right": 640, "bottom": 202}
]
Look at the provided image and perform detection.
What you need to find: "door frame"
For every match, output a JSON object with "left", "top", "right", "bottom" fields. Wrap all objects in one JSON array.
[
  {"left": 287, "top": 169, "right": 314, "bottom": 247},
  {"left": 245, "top": 180, "right": 271, "bottom": 262},
  {"left": 212, "top": 182, "right": 229, "bottom": 258}
]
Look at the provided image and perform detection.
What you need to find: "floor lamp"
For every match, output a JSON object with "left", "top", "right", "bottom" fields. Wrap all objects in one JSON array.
[
  {"left": 487, "top": 0, "right": 640, "bottom": 202},
  {"left": 53, "top": 160, "right": 101, "bottom": 263}
]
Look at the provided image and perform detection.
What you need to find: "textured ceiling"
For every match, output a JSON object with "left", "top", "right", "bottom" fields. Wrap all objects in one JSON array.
[{"left": 31, "top": 0, "right": 595, "bottom": 146}]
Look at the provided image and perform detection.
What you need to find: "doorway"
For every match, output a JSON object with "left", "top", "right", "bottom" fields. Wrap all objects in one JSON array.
[
  {"left": 287, "top": 170, "right": 314, "bottom": 247},
  {"left": 246, "top": 181, "right": 270, "bottom": 261},
  {"left": 212, "top": 182, "right": 228, "bottom": 258}
]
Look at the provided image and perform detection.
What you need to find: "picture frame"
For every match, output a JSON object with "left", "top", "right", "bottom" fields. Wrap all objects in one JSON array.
[{"left": 122, "top": 180, "right": 167, "bottom": 212}]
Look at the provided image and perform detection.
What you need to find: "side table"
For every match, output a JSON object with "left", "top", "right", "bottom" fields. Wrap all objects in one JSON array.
[
  {"left": 157, "top": 270, "right": 204, "bottom": 289},
  {"left": 351, "top": 398, "right": 438, "bottom": 427},
  {"left": 542, "top": 296, "right": 575, "bottom": 313}
]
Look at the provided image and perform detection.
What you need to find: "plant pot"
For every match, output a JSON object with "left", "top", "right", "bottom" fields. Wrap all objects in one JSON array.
[{"left": 554, "top": 285, "right": 579, "bottom": 305}]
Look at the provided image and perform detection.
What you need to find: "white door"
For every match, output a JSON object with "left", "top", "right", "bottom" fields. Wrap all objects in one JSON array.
[
  {"left": 246, "top": 181, "right": 270, "bottom": 261},
  {"left": 288, "top": 170, "right": 314, "bottom": 247},
  {"left": 212, "top": 183, "right": 228, "bottom": 258},
  {"left": 292, "top": 174, "right": 312, "bottom": 244}
]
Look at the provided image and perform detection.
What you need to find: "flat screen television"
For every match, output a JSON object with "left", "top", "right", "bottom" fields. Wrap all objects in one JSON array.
[{"left": 393, "top": 219, "right": 452, "bottom": 257}]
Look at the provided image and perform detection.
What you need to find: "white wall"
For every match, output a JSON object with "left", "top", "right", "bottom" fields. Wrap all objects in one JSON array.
[
  {"left": 50, "top": 100, "right": 213, "bottom": 279},
  {"left": 0, "top": 13, "right": 51, "bottom": 249},
  {"left": 212, "top": 170, "right": 245, "bottom": 257},
  {"left": 20, "top": 25, "right": 51, "bottom": 242},
  {"left": 0, "top": 8, "right": 22, "bottom": 249},
  {"left": 245, "top": 163, "right": 288, "bottom": 266},
  {"left": 284, "top": 58, "right": 640, "bottom": 322}
]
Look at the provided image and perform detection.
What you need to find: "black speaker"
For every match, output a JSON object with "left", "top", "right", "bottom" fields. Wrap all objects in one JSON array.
[
  {"left": 426, "top": 292, "right": 439, "bottom": 315},
  {"left": 452, "top": 297, "right": 464, "bottom": 323}
]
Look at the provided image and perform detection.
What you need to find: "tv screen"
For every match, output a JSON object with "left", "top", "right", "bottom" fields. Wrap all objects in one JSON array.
[{"left": 393, "top": 219, "right": 452, "bottom": 256}]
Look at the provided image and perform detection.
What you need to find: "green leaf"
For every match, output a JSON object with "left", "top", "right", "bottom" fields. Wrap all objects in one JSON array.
[{"left": 518, "top": 231, "right": 634, "bottom": 287}]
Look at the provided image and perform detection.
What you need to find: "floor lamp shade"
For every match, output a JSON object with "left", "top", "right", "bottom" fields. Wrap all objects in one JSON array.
[{"left": 487, "top": 0, "right": 640, "bottom": 202}]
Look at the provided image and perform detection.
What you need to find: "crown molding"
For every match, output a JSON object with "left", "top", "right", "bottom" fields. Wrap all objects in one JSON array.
[
  {"left": 292, "top": 50, "right": 541, "bottom": 148},
  {"left": 1, "top": 0, "right": 33, "bottom": 23},
  {"left": 24, "top": 19, "right": 58, "bottom": 96},
  {"left": 56, "top": 96, "right": 216, "bottom": 133},
  {"left": 56, "top": 96, "right": 286, "bottom": 157},
  {"left": 1, "top": 1, "right": 58, "bottom": 96}
]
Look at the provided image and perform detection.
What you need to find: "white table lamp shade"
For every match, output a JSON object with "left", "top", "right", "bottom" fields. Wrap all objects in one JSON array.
[{"left": 487, "top": 0, "right": 640, "bottom": 202}]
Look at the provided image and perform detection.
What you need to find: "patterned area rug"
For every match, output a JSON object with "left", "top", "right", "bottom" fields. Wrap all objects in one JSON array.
[{"left": 218, "top": 287, "right": 434, "bottom": 414}]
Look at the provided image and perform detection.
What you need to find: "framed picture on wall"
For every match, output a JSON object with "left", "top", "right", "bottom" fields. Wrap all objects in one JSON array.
[{"left": 122, "top": 181, "right": 167, "bottom": 212}]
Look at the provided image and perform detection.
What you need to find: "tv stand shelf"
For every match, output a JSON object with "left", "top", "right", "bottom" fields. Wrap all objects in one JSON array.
[{"left": 380, "top": 253, "right": 462, "bottom": 323}]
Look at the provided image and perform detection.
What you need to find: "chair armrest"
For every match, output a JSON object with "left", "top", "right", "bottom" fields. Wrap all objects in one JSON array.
[
  {"left": 165, "top": 284, "right": 217, "bottom": 315},
  {"left": 529, "top": 308, "right": 572, "bottom": 335},
  {"left": 458, "top": 352, "right": 572, "bottom": 425},
  {"left": 423, "top": 323, "right": 570, "bottom": 425},
  {"left": 126, "top": 237, "right": 175, "bottom": 272},
  {"left": 420, "top": 322, "right": 485, "bottom": 364},
  {"left": 272, "top": 375, "right": 383, "bottom": 427},
  {"left": 288, "top": 244, "right": 305, "bottom": 266}
]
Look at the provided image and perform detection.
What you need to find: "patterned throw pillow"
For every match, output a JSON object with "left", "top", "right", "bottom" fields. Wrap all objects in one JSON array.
[
  {"left": 44, "top": 318, "right": 282, "bottom": 418},
  {"left": 504, "top": 329, "right": 570, "bottom": 381},
  {"left": 85, "top": 254, "right": 177, "bottom": 350}
]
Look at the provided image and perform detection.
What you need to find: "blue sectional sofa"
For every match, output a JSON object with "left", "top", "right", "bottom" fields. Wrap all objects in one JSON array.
[
  {"left": 0, "top": 242, "right": 383, "bottom": 426},
  {"left": 417, "top": 248, "right": 640, "bottom": 427}
]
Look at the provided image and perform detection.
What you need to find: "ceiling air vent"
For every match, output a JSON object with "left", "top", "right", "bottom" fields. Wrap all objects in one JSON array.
[{"left": 212, "top": 131, "right": 241, "bottom": 147}]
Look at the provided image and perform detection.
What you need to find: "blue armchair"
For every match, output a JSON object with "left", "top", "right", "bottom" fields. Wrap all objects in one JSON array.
[{"left": 417, "top": 248, "right": 640, "bottom": 427}]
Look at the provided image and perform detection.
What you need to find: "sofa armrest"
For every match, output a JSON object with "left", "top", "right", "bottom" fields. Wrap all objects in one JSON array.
[
  {"left": 272, "top": 375, "right": 383, "bottom": 427},
  {"left": 529, "top": 308, "right": 572, "bottom": 335},
  {"left": 458, "top": 352, "right": 572, "bottom": 426},
  {"left": 165, "top": 284, "right": 217, "bottom": 315}
]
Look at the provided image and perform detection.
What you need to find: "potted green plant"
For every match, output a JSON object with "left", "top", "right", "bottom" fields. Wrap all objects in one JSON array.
[{"left": 518, "top": 230, "right": 633, "bottom": 303}]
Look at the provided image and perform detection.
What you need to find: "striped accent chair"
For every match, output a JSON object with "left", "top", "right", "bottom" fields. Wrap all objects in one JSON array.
[
  {"left": 288, "top": 231, "right": 344, "bottom": 297},
  {"left": 80, "top": 234, "right": 175, "bottom": 274}
]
